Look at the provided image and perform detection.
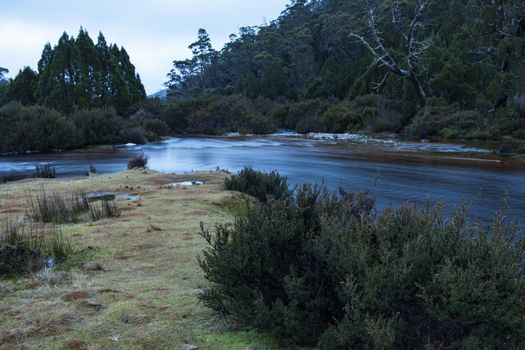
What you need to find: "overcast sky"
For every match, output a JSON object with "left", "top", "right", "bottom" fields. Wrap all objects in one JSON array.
[{"left": 0, "top": 0, "right": 290, "bottom": 94}]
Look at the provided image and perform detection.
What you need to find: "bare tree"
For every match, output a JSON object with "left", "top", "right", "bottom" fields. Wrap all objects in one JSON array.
[{"left": 350, "top": 0, "right": 431, "bottom": 107}]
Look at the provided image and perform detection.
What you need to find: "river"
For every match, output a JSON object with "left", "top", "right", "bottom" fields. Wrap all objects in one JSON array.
[{"left": 1, "top": 133, "right": 524, "bottom": 230}]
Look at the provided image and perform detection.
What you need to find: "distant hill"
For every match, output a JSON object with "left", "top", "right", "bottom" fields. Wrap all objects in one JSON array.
[{"left": 148, "top": 89, "right": 168, "bottom": 100}]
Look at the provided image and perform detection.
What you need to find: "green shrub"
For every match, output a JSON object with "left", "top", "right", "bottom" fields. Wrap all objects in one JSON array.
[
  {"left": 224, "top": 167, "right": 291, "bottom": 202},
  {"left": 0, "top": 102, "right": 82, "bottom": 153},
  {"left": 72, "top": 107, "right": 123, "bottom": 145},
  {"left": 198, "top": 182, "right": 525, "bottom": 348},
  {"left": 121, "top": 127, "right": 147, "bottom": 144},
  {"left": 143, "top": 118, "right": 170, "bottom": 137},
  {"left": 127, "top": 153, "right": 149, "bottom": 169},
  {"left": 160, "top": 95, "right": 277, "bottom": 135},
  {"left": 34, "top": 163, "right": 56, "bottom": 179}
]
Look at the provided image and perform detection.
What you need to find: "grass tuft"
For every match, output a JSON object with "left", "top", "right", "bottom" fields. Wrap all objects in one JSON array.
[{"left": 34, "top": 163, "right": 56, "bottom": 179}]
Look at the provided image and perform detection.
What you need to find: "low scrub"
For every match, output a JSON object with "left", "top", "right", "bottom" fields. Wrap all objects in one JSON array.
[
  {"left": 198, "top": 182, "right": 524, "bottom": 348},
  {"left": 0, "top": 102, "right": 82, "bottom": 154},
  {"left": 34, "top": 163, "right": 56, "bottom": 179},
  {"left": 127, "top": 153, "right": 149, "bottom": 169},
  {"left": 224, "top": 167, "right": 290, "bottom": 202},
  {"left": 0, "top": 218, "right": 71, "bottom": 276}
]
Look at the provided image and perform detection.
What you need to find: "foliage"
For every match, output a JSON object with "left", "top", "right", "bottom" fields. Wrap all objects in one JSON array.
[
  {"left": 71, "top": 107, "right": 123, "bottom": 145},
  {"left": 407, "top": 101, "right": 525, "bottom": 140},
  {"left": 1, "top": 67, "right": 38, "bottom": 105},
  {"left": 0, "top": 102, "right": 82, "bottom": 153},
  {"left": 165, "top": 0, "right": 525, "bottom": 140},
  {"left": 160, "top": 95, "right": 277, "bottom": 134},
  {"left": 127, "top": 153, "right": 149, "bottom": 169},
  {"left": 33, "top": 30, "right": 145, "bottom": 114},
  {"left": 34, "top": 163, "right": 56, "bottom": 179},
  {"left": 198, "top": 182, "right": 525, "bottom": 348},
  {"left": 224, "top": 167, "right": 291, "bottom": 203},
  {"left": 0, "top": 101, "right": 170, "bottom": 154}
]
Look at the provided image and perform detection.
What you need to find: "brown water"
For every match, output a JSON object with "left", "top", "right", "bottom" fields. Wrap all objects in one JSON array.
[{"left": 1, "top": 133, "right": 524, "bottom": 231}]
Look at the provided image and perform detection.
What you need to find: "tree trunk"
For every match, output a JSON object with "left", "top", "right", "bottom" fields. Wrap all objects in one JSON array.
[{"left": 409, "top": 75, "right": 427, "bottom": 107}]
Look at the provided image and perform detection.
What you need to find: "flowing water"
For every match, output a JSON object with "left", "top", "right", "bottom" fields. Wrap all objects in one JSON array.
[{"left": 1, "top": 133, "right": 524, "bottom": 230}]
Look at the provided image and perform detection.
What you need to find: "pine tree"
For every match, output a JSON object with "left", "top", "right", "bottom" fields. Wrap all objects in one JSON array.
[
  {"left": 32, "top": 29, "right": 145, "bottom": 113},
  {"left": 4, "top": 67, "right": 38, "bottom": 105}
]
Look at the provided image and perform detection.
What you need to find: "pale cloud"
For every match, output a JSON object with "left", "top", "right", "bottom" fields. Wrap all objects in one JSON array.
[{"left": 0, "top": 0, "right": 290, "bottom": 94}]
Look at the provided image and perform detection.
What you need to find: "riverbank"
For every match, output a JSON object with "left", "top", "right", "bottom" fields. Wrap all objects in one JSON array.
[{"left": 0, "top": 170, "right": 278, "bottom": 349}]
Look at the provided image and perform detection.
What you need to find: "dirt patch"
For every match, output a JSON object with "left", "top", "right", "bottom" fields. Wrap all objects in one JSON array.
[
  {"left": 62, "top": 290, "right": 90, "bottom": 301},
  {"left": 64, "top": 340, "right": 86, "bottom": 350},
  {"left": 181, "top": 232, "right": 194, "bottom": 241}
]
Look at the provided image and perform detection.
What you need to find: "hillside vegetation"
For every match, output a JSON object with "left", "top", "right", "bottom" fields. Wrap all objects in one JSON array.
[
  {"left": 162, "top": 0, "right": 525, "bottom": 141},
  {"left": 1, "top": 1, "right": 524, "bottom": 154}
]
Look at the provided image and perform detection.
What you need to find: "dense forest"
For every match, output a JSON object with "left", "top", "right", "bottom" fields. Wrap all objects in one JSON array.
[
  {"left": 0, "top": 0, "right": 524, "bottom": 154},
  {"left": 0, "top": 30, "right": 167, "bottom": 154},
  {"left": 164, "top": 0, "right": 525, "bottom": 141}
]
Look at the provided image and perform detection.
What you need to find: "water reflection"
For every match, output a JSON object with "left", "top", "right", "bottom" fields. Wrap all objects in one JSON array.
[{"left": 0, "top": 134, "right": 523, "bottom": 230}]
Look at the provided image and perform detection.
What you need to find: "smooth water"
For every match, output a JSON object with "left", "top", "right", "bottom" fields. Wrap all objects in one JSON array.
[{"left": 1, "top": 133, "right": 524, "bottom": 230}]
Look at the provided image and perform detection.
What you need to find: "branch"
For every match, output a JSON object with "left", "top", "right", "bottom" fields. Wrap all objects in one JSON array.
[
  {"left": 372, "top": 71, "right": 391, "bottom": 92},
  {"left": 407, "top": 0, "right": 429, "bottom": 72}
]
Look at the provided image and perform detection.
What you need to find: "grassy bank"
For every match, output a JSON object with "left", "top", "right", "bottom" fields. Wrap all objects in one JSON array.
[{"left": 0, "top": 170, "right": 277, "bottom": 349}]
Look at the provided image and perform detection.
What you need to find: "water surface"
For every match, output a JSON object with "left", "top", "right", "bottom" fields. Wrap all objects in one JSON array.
[{"left": 1, "top": 133, "right": 523, "bottom": 230}]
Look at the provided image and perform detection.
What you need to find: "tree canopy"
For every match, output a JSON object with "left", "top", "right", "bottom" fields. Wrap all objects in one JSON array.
[
  {"left": 2, "top": 29, "right": 145, "bottom": 113},
  {"left": 166, "top": 0, "right": 525, "bottom": 114}
]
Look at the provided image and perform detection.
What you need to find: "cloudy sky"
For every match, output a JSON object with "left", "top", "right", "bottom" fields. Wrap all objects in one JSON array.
[{"left": 0, "top": 0, "right": 290, "bottom": 94}]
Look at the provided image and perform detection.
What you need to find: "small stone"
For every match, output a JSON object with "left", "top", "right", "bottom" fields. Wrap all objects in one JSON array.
[{"left": 182, "top": 344, "right": 198, "bottom": 350}]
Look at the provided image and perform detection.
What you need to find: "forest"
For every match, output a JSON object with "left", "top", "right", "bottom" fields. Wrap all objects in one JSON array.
[
  {"left": 164, "top": 0, "right": 525, "bottom": 141},
  {"left": 0, "top": 0, "right": 524, "bottom": 154},
  {"left": 0, "top": 30, "right": 168, "bottom": 153}
]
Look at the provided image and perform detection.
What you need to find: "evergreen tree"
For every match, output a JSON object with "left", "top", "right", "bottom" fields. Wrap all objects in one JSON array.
[
  {"left": 31, "top": 29, "right": 145, "bottom": 113},
  {"left": 167, "top": 29, "right": 216, "bottom": 95},
  {"left": 0, "top": 67, "right": 8, "bottom": 82},
  {"left": 3, "top": 67, "right": 38, "bottom": 105}
]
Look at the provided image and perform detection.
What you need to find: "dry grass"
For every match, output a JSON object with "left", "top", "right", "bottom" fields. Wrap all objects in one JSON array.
[{"left": 0, "top": 170, "right": 279, "bottom": 349}]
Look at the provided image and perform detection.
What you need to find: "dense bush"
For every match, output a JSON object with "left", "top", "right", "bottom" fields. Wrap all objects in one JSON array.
[
  {"left": 224, "top": 167, "right": 291, "bottom": 202},
  {"left": 160, "top": 95, "right": 277, "bottom": 135},
  {"left": 127, "top": 153, "right": 149, "bottom": 169},
  {"left": 407, "top": 101, "right": 525, "bottom": 140},
  {"left": 72, "top": 107, "right": 123, "bottom": 145},
  {"left": 120, "top": 127, "right": 147, "bottom": 145},
  {"left": 300, "top": 94, "right": 403, "bottom": 133},
  {"left": 0, "top": 102, "right": 82, "bottom": 153},
  {"left": 198, "top": 183, "right": 525, "bottom": 348}
]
